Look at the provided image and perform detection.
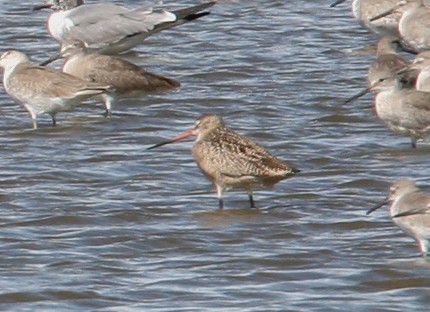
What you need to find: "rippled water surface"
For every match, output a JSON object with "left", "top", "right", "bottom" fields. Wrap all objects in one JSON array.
[{"left": 1, "top": 0, "right": 430, "bottom": 311}]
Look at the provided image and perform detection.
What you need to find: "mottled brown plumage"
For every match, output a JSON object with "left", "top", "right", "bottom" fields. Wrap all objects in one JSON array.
[{"left": 148, "top": 114, "right": 299, "bottom": 209}]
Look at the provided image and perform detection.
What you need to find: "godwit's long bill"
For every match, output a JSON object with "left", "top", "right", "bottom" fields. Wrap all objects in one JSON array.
[{"left": 148, "top": 114, "right": 300, "bottom": 210}]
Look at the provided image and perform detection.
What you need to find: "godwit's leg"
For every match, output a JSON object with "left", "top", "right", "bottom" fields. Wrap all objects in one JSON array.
[
  {"left": 216, "top": 184, "right": 224, "bottom": 210},
  {"left": 411, "top": 137, "right": 417, "bottom": 149},
  {"left": 248, "top": 192, "right": 256, "bottom": 208},
  {"left": 24, "top": 103, "right": 38, "bottom": 129}
]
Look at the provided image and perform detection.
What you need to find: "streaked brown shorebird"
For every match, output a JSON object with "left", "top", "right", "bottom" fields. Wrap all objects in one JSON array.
[
  {"left": 368, "top": 178, "right": 430, "bottom": 257},
  {"left": 33, "top": 0, "right": 216, "bottom": 54},
  {"left": 0, "top": 50, "right": 112, "bottom": 129},
  {"left": 148, "top": 114, "right": 300, "bottom": 209},
  {"left": 42, "top": 40, "right": 180, "bottom": 116}
]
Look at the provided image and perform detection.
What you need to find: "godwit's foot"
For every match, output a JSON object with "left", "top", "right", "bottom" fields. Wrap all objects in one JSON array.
[{"left": 218, "top": 198, "right": 224, "bottom": 210}]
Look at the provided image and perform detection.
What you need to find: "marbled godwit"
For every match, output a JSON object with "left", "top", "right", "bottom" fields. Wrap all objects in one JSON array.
[
  {"left": 371, "top": 77, "right": 430, "bottom": 148},
  {"left": 42, "top": 40, "right": 180, "bottom": 116},
  {"left": 330, "top": 0, "right": 404, "bottom": 37},
  {"left": 33, "top": 0, "right": 216, "bottom": 54},
  {"left": 0, "top": 50, "right": 112, "bottom": 129},
  {"left": 368, "top": 178, "right": 430, "bottom": 256},
  {"left": 148, "top": 114, "right": 299, "bottom": 209}
]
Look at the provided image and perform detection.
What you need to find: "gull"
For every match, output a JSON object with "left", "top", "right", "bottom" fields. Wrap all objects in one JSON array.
[{"left": 33, "top": 0, "right": 216, "bottom": 54}]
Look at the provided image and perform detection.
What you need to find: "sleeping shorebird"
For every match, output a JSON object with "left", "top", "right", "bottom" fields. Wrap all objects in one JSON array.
[
  {"left": 33, "top": 0, "right": 216, "bottom": 54},
  {"left": 368, "top": 178, "right": 430, "bottom": 257},
  {"left": 42, "top": 40, "right": 180, "bottom": 116},
  {"left": 0, "top": 50, "right": 112, "bottom": 129},
  {"left": 148, "top": 114, "right": 300, "bottom": 209}
]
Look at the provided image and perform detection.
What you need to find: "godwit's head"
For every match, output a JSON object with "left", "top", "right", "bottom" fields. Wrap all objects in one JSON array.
[
  {"left": 147, "top": 114, "right": 226, "bottom": 150},
  {"left": 193, "top": 114, "right": 225, "bottom": 141}
]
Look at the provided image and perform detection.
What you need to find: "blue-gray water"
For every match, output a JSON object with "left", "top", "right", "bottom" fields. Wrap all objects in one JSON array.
[{"left": 0, "top": 0, "right": 429, "bottom": 311}]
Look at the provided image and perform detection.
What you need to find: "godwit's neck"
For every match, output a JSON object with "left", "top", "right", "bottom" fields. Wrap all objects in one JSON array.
[{"left": 195, "top": 127, "right": 223, "bottom": 143}]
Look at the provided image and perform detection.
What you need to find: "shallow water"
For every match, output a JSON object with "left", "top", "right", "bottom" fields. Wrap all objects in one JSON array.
[{"left": 0, "top": 0, "right": 429, "bottom": 311}]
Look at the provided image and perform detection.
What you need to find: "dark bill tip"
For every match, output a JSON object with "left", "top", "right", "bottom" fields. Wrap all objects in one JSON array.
[
  {"left": 147, "top": 140, "right": 174, "bottom": 150},
  {"left": 147, "top": 129, "right": 195, "bottom": 150}
]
